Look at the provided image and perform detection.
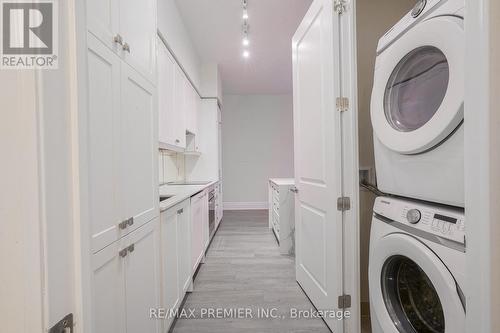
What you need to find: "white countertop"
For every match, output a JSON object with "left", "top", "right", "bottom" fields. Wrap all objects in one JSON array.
[
  {"left": 269, "top": 178, "right": 295, "bottom": 186},
  {"left": 159, "top": 180, "right": 219, "bottom": 212}
]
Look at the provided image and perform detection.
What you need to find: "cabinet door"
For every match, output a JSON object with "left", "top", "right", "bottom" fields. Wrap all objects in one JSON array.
[
  {"left": 160, "top": 207, "right": 179, "bottom": 331},
  {"left": 119, "top": 0, "right": 156, "bottom": 83},
  {"left": 158, "top": 39, "right": 177, "bottom": 147},
  {"left": 190, "top": 193, "right": 204, "bottom": 272},
  {"left": 174, "top": 66, "right": 187, "bottom": 148},
  {"left": 86, "top": 0, "right": 119, "bottom": 51},
  {"left": 185, "top": 82, "right": 197, "bottom": 135},
  {"left": 176, "top": 201, "right": 192, "bottom": 294},
  {"left": 120, "top": 63, "right": 158, "bottom": 233},
  {"left": 86, "top": 33, "right": 123, "bottom": 253},
  {"left": 202, "top": 193, "right": 209, "bottom": 250},
  {"left": 91, "top": 240, "right": 125, "bottom": 333},
  {"left": 124, "top": 219, "right": 160, "bottom": 333}
]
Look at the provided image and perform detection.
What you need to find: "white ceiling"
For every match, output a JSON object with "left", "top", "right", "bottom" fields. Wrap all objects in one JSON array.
[{"left": 175, "top": 0, "right": 312, "bottom": 95}]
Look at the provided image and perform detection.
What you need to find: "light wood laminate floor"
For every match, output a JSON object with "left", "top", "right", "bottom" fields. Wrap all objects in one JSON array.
[{"left": 171, "top": 210, "right": 332, "bottom": 333}]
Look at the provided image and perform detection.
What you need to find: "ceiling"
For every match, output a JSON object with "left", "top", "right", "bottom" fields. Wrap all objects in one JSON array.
[{"left": 175, "top": 0, "right": 312, "bottom": 95}]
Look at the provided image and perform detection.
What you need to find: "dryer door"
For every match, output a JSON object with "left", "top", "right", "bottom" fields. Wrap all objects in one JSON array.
[
  {"left": 371, "top": 16, "right": 464, "bottom": 154},
  {"left": 369, "top": 233, "right": 465, "bottom": 333}
]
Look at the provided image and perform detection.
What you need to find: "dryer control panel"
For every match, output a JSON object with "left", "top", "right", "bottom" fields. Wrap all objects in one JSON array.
[{"left": 374, "top": 196, "right": 465, "bottom": 245}]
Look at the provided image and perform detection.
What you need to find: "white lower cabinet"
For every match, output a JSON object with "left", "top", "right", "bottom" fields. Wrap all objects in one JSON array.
[
  {"left": 191, "top": 190, "right": 208, "bottom": 272},
  {"left": 160, "top": 199, "right": 192, "bottom": 332},
  {"left": 91, "top": 219, "right": 160, "bottom": 333},
  {"left": 160, "top": 206, "right": 180, "bottom": 331},
  {"left": 177, "top": 201, "right": 192, "bottom": 294}
]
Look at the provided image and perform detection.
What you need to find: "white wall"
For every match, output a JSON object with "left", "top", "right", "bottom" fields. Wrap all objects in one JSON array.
[
  {"left": 356, "top": 0, "right": 416, "bottom": 307},
  {"left": 222, "top": 95, "right": 294, "bottom": 209},
  {"left": 157, "top": 0, "right": 201, "bottom": 89}
]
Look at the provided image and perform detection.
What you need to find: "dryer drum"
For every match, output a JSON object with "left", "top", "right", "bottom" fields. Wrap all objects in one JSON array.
[{"left": 381, "top": 255, "right": 445, "bottom": 333}]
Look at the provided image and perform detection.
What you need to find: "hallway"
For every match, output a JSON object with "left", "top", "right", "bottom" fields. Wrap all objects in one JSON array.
[{"left": 171, "top": 210, "right": 331, "bottom": 333}]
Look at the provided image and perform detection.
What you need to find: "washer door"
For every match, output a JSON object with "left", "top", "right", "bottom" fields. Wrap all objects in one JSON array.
[
  {"left": 369, "top": 233, "right": 465, "bottom": 333},
  {"left": 371, "top": 16, "right": 464, "bottom": 154}
]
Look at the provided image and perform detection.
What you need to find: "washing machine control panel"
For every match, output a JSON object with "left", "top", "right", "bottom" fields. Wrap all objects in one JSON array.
[{"left": 374, "top": 197, "right": 465, "bottom": 245}]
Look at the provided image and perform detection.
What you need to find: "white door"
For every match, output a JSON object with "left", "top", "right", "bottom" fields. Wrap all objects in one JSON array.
[
  {"left": 158, "top": 38, "right": 178, "bottom": 148},
  {"left": 124, "top": 219, "right": 160, "bottom": 333},
  {"left": 160, "top": 207, "right": 180, "bottom": 331},
  {"left": 91, "top": 240, "right": 126, "bottom": 333},
  {"left": 119, "top": 0, "right": 156, "bottom": 82},
  {"left": 120, "top": 63, "right": 158, "bottom": 233},
  {"left": 177, "top": 201, "right": 193, "bottom": 294},
  {"left": 86, "top": 33, "right": 123, "bottom": 253},
  {"left": 292, "top": 0, "right": 343, "bottom": 331}
]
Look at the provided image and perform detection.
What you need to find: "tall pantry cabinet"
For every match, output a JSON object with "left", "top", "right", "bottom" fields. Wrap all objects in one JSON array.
[{"left": 79, "top": 0, "right": 160, "bottom": 332}]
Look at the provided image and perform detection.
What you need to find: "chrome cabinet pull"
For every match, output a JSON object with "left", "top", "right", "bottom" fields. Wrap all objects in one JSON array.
[
  {"left": 122, "top": 42, "right": 130, "bottom": 53},
  {"left": 119, "top": 248, "right": 128, "bottom": 258},
  {"left": 127, "top": 244, "right": 135, "bottom": 253},
  {"left": 118, "top": 217, "right": 134, "bottom": 230},
  {"left": 177, "top": 208, "right": 184, "bottom": 215},
  {"left": 113, "top": 34, "right": 123, "bottom": 45}
]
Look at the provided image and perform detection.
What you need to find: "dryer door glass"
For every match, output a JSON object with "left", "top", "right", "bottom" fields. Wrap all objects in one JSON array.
[
  {"left": 381, "top": 255, "right": 445, "bottom": 333},
  {"left": 384, "top": 46, "right": 449, "bottom": 132}
]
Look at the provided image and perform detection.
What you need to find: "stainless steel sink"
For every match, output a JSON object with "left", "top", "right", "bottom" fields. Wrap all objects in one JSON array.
[{"left": 159, "top": 195, "right": 174, "bottom": 202}]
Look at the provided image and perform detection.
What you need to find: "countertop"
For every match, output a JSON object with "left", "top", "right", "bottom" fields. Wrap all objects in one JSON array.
[
  {"left": 269, "top": 178, "right": 295, "bottom": 186},
  {"left": 159, "top": 180, "right": 219, "bottom": 212}
]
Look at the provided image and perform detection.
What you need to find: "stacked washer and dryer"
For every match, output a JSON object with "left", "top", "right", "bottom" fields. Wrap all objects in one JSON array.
[{"left": 368, "top": 0, "right": 466, "bottom": 332}]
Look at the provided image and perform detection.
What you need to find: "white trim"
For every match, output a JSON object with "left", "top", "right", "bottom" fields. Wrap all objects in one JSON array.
[
  {"left": 342, "top": 1, "right": 361, "bottom": 332},
  {"left": 223, "top": 202, "right": 268, "bottom": 210},
  {"left": 465, "top": 0, "right": 500, "bottom": 332}
]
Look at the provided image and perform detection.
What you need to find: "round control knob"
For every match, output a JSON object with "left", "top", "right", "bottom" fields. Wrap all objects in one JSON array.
[{"left": 406, "top": 209, "right": 421, "bottom": 224}]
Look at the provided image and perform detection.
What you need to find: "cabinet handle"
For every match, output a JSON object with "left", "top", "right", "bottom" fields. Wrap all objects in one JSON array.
[
  {"left": 122, "top": 42, "right": 131, "bottom": 53},
  {"left": 118, "top": 217, "right": 134, "bottom": 230},
  {"left": 119, "top": 248, "right": 128, "bottom": 258},
  {"left": 113, "top": 34, "right": 123, "bottom": 45},
  {"left": 175, "top": 139, "right": 180, "bottom": 143},
  {"left": 290, "top": 186, "right": 299, "bottom": 194},
  {"left": 177, "top": 208, "right": 184, "bottom": 215},
  {"left": 127, "top": 244, "right": 135, "bottom": 253},
  {"left": 118, "top": 219, "right": 128, "bottom": 230}
]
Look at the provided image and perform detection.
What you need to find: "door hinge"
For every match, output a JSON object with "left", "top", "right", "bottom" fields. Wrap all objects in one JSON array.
[
  {"left": 337, "top": 196, "right": 351, "bottom": 211},
  {"left": 49, "top": 313, "right": 73, "bottom": 333},
  {"left": 336, "top": 97, "right": 349, "bottom": 112},
  {"left": 338, "top": 294, "right": 352, "bottom": 309},
  {"left": 334, "top": 0, "right": 348, "bottom": 15}
]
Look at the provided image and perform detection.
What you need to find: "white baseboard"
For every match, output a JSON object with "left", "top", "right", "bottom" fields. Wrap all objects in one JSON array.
[{"left": 223, "top": 201, "right": 268, "bottom": 210}]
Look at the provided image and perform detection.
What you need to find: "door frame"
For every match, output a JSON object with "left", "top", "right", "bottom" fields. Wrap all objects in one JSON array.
[
  {"left": 464, "top": 0, "right": 500, "bottom": 332},
  {"left": 340, "top": 1, "right": 361, "bottom": 332}
]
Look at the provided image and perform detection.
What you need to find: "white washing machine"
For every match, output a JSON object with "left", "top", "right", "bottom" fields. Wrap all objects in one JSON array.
[
  {"left": 370, "top": 0, "right": 465, "bottom": 207},
  {"left": 369, "top": 196, "right": 465, "bottom": 333}
]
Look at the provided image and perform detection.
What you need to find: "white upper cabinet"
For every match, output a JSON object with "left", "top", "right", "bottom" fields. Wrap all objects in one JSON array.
[
  {"left": 86, "top": 0, "right": 156, "bottom": 83},
  {"left": 174, "top": 65, "right": 187, "bottom": 148},
  {"left": 158, "top": 39, "right": 178, "bottom": 148},
  {"left": 86, "top": 0, "right": 119, "bottom": 51},
  {"left": 185, "top": 79, "right": 198, "bottom": 136},
  {"left": 120, "top": 62, "right": 158, "bottom": 235},
  {"left": 119, "top": 0, "right": 156, "bottom": 83}
]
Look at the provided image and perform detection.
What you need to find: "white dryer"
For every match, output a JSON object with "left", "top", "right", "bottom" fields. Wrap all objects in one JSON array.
[
  {"left": 369, "top": 196, "right": 465, "bottom": 333},
  {"left": 371, "top": 0, "right": 465, "bottom": 207}
]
